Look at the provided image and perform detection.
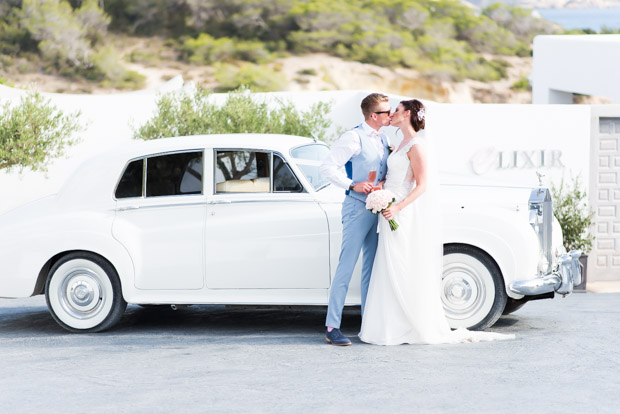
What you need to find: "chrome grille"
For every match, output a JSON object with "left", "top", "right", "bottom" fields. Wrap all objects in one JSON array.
[{"left": 528, "top": 187, "right": 553, "bottom": 274}]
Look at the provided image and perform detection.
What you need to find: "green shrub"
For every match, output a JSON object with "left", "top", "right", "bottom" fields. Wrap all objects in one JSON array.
[
  {"left": 15, "top": 0, "right": 136, "bottom": 87},
  {"left": 181, "top": 33, "right": 273, "bottom": 65},
  {"left": 19, "top": 0, "right": 91, "bottom": 67},
  {"left": 0, "top": 8, "right": 35, "bottom": 56},
  {"left": 134, "top": 86, "right": 333, "bottom": 141},
  {"left": 0, "top": 77, "right": 14, "bottom": 86},
  {"left": 511, "top": 76, "right": 531, "bottom": 91},
  {"left": 0, "top": 91, "right": 83, "bottom": 171},
  {"left": 90, "top": 45, "right": 146, "bottom": 89},
  {"left": 600, "top": 26, "right": 620, "bottom": 34},
  {"left": 129, "top": 49, "right": 159, "bottom": 64},
  {"left": 552, "top": 176, "right": 594, "bottom": 253},
  {"left": 214, "top": 63, "right": 286, "bottom": 92}
]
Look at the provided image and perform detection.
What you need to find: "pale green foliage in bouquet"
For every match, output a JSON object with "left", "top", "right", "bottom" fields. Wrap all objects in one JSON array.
[
  {"left": 551, "top": 176, "right": 595, "bottom": 253},
  {"left": 0, "top": 91, "right": 83, "bottom": 172},
  {"left": 134, "top": 86, "right": 333, "bottom": 141}
]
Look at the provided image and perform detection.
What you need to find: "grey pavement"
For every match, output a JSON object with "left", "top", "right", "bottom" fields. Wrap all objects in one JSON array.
[{"left": 0, "top": 293, "right": 619, "bottom": 414}]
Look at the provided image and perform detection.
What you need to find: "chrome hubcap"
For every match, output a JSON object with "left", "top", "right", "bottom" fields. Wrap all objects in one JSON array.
[
  {"left": 59, "top": 269, "right": 104, "bottom": 319},
  {"left": 442, "top": 265, "right": 483, "bottom": 320}
]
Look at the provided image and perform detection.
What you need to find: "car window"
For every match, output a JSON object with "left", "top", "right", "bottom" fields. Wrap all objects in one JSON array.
[
  {"left": 215, "top": 150, "right": 271, "bottom": 193},
  {"left": 273, "top": 154, "right": 303, "bottom": 193},
  {"left": 115, "top": 159, "right": 144, "bottom": 199},
  {"left": 180, "top": 157, "right": 203, "bottom": 194},
  {"left": 146, "top": 151, "right": 203, "bottom": 197},
  {"left": 290, "top": 144, "right": 331, "bottom": 191}
]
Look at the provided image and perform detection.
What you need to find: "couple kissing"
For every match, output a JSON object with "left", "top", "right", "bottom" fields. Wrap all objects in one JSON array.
[{"left": 320, "top": 93, "right": 515, "bottom": 346}]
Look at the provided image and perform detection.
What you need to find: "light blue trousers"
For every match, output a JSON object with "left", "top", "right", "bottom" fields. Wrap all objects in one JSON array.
[{"left": 325, "top": 196, "right": 379, "bottom": 329}]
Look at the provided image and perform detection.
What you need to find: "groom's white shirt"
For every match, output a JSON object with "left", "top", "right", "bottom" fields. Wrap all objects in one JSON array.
[{"left": 320, "top": 122, "right": 386, "bottom": 189}]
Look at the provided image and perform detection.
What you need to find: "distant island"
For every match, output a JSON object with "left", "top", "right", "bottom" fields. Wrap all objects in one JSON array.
[{"left": 467, "top": 0, "right": 620, "bottom": 8}]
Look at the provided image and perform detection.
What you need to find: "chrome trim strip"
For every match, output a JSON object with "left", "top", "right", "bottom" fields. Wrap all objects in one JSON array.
[
  {"left": 142, "top": 156, "right": 147, "bottom": 198},
  {"left": 208, "top": 198, "right": 316, "bottom": 205},
  {"left": 115, "top": 199, "right": 208, "bottom": 211},
  {"left": 270, "top": 151, "right": 275, "bottom": 192},
  {"left": 528, "top": 187, "right": 553, "bottom": 273}
]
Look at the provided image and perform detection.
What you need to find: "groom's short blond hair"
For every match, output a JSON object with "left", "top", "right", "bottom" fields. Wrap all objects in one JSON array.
[{"left": 361, "top": 93, "right": 389, "bottom": 119}]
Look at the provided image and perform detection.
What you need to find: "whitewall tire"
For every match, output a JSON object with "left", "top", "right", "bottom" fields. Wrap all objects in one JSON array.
[
  {"left": 45, "top": 252, "right": 127, "bottom": 333},
  {"left": 442, "top": 245, "right": 507, "bottom": 330}
]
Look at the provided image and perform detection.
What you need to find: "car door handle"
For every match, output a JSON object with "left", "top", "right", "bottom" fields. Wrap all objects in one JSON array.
[
  {"left": 208, "top": 200, "right": 231, "bottom": 205},
  {"left": 117, "top": 205, "right": 140, "bottom": 211}
]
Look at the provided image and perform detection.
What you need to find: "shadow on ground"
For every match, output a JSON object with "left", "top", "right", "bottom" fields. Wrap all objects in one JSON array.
[{"left": 0, "top": 298, "right": 527, "bottom": 340}]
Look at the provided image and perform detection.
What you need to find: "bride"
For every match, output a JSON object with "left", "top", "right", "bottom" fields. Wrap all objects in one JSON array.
[{"left": 358, "top": 99, "right": 515, "bottom": 345}]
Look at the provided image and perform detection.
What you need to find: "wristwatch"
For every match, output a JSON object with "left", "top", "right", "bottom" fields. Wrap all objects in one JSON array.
[{"left": 348, "top": 182, "right": 356, "bottom": 191}]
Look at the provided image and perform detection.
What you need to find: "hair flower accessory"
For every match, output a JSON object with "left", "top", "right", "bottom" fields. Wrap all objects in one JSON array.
[{"left": 417, "top": 108, "right": 425, "bottom": 121}]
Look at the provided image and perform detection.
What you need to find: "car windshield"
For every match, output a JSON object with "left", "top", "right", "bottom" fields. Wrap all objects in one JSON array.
[{"left": 290, "top": 144, "right": 331, "bottom": 191}]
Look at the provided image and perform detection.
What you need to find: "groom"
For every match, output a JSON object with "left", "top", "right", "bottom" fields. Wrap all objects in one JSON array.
[{"left": 320, "top": 93, "right": 391, "bottom": 346}]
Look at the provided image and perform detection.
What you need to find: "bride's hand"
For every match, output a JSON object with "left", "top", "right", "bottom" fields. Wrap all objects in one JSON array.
[{"left": 382, "top": 204, "right": 401, "bottom": 220}]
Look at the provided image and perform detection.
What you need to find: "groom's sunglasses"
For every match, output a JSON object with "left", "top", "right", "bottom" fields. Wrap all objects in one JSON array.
[{"left": 374, "top": 110, "right": 391, "bottom": 115}]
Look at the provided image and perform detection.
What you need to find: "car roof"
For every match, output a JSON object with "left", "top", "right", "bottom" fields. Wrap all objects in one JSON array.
[{"left": 111, "top": 134, "right": 320, "bottom": 161}]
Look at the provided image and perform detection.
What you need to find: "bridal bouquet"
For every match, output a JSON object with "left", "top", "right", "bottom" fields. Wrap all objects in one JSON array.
[{"left": 366, "top": 189, "right": 399, "bottom": 231}]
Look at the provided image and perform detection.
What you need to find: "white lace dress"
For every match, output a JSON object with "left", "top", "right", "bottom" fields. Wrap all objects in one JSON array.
[{"left": 358, "top": 138, "right": 515, "bottom": 345}]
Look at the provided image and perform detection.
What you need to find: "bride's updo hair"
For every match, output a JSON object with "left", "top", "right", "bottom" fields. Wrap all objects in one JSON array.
[{"left": 401, "top": 99, "right": 425, "bottom": 132}]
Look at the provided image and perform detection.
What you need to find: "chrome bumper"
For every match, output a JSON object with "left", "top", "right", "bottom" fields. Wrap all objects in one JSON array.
[{"left": 509, "top": 250, "right": 582, "bottom": 296}]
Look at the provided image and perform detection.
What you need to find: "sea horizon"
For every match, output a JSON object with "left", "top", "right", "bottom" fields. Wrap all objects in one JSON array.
[{"left": 535, "top": 7, "right": 620, "bottom": 31}]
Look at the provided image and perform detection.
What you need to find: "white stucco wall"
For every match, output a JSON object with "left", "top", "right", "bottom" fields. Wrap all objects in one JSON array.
[
  {"left": 428, "top": 103, "right": 590, "bottom": 188},
  {"left": 532, "top": 34, "right": 620, "bottom": 104}
]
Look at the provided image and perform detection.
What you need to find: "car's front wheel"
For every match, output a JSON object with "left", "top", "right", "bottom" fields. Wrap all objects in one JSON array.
[
  {"left": 442, "top": 245, "right": 507, "bottom": 330},
  {"left": 45, "top": 252, "right": 127, "bottom": 333}
]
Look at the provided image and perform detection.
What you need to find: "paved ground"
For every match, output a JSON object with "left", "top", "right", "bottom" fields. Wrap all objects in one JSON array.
[
  {"left": 1, "top": 293, "right": 618, "bottom": 414},
  {"left": 587, "top": 280, "right": 620, "bottom": 293}
]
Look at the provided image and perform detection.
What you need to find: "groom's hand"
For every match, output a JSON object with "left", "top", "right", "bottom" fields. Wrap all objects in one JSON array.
[{"left": 353, "top": 181, "right": 374, "bottom": 194}]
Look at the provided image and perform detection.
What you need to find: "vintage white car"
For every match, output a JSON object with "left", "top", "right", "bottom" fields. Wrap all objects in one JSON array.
[{"left": 0, "top": 134, "right": 582, "bottom": 333}]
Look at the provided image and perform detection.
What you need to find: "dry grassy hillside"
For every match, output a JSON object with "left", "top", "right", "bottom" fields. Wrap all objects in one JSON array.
[{"left": 8, "top": 36, "right": 535, "bottom": 104}]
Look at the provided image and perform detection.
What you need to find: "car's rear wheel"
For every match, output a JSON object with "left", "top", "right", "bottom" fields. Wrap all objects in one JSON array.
[
  {"left": 442, "top": 245, "right": 507, "bottom": 330},
  {"left": 45, "top": 252, "right": 127, "bottom": 333}
]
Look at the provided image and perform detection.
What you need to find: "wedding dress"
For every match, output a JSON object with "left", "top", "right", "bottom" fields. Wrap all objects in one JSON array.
[{"left": 358, "top": 138, "right": 515, "bottom": 345}]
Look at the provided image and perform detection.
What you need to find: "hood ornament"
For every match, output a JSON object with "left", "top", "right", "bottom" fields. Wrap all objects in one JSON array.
[{"left": 536, "top": 171, "right": 545, "bottom": 188}]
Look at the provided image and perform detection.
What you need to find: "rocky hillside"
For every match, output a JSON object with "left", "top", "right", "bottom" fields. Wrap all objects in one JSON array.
[{"left": 8, "top": 36, "right": 534, "bottom": 104}]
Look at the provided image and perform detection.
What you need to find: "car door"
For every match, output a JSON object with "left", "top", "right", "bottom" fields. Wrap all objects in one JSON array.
[
  {"left": 205, "top": 149, "right": 330, "bottom": 289},
  {"left": 112, "top": 150, "right": 206, "bottom": 290}
]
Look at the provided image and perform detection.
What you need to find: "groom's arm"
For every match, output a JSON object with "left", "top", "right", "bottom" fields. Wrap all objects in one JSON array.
[{"left": 320, "top": 130, "right": 362, "bottom": 190}]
